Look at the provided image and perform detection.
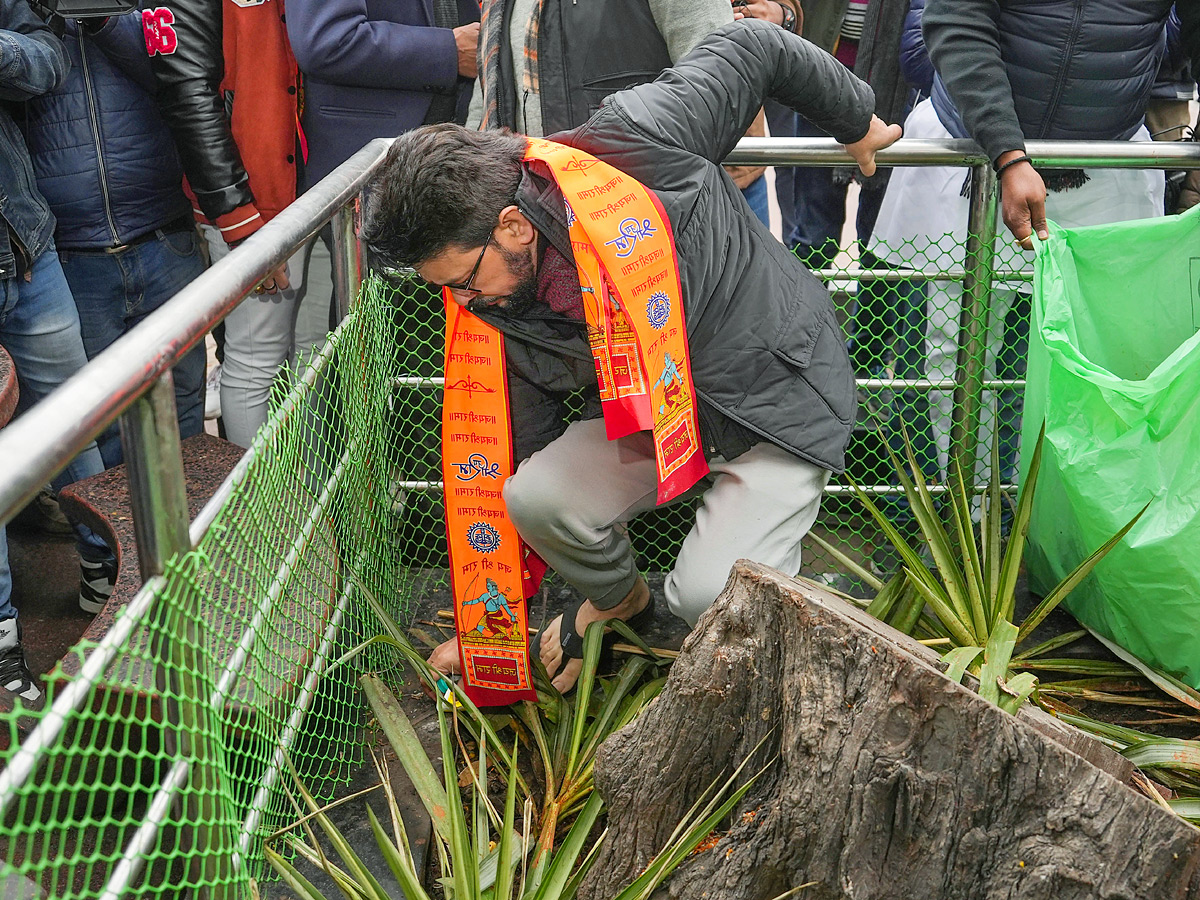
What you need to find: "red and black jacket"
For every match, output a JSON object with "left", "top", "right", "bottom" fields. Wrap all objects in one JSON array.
[{"left": 143, "top": 0, "right": 298, "bottom": 244}]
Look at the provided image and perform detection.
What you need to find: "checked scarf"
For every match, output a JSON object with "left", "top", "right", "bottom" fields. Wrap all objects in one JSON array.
[{"left": 478, "top": 0, "right": 544, "bottom": 130}]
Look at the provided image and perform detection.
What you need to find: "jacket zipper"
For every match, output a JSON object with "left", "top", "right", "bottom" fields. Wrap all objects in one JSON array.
[
  {"left": 1036, "top": 0, "right": 1083, "bottom": 138},
  {"left": 79, "top": 37, "right": 121, "bottom": 246}
]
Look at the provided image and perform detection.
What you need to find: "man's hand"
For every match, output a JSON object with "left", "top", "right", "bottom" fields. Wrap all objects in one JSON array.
[
  {"left": 428, "top": 637, "right": 461, "bottom": 677},
  {"left": 844, "top": 115, "right": 902, "bottom": 178},
  {"left": 455, "top": 22, "right": 480, "bottom": 79},
  {"left": 254, "top": 262, "right": 291, "bottom": 295},
  {"left": 732, "top": 0, "right": 784, "bottom": 26},
  {"left": 996, "top": 150, "right": 1047, "bottom": 250}
]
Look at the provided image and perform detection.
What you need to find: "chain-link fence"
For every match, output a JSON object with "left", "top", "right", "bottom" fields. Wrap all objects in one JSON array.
[{"left": 0, "top": 138, "right": 1194, "bottom": 897}]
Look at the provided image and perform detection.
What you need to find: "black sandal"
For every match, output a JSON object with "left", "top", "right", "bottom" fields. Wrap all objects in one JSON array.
[{"left": 555, "top": 587, "right": 656, "bottom": 664}]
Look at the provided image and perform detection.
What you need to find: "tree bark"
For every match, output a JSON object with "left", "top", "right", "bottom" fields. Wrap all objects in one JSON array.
[{"left": 582, "top": 561, "right": 1200, "bottom": 900}]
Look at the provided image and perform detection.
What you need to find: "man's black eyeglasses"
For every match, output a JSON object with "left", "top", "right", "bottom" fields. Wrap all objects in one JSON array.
[{"left": 443, "top": 236, "right": 492, "bottom": 292}]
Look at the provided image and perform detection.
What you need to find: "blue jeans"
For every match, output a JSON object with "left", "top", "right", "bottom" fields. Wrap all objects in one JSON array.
[
  {"left": 0, "top": 246, "right": 112, "bottom": 621},
  {"left": 740, "top": 175, "right": 770, "bottom": 228},
  {"left": 60, "top": 228, "right": 207, "bottom": 467},
  {"left": 784, "top": 115, "right": 886, "bottom": 262}
]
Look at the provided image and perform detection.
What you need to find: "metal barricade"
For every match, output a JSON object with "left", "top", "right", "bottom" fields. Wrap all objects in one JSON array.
[{"left": 0, "top": 136, "right": 1195, "bottom": 897}]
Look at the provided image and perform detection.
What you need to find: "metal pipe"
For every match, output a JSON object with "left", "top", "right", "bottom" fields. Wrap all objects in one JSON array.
[
  {"left": 3, "top": 136, "right": 1190, "bottom": 528},
  {"left": 0, "top": 138, "right": 392, "bottom": 528},
  {"left": 190, "top": 325, "right": 345, "bottom": 546},
  {"left": 724, "top": 136, "right": 1200, "bottom": 168},
  {"left": 119, "top": 375, "right": 189, "bottom": 580},
  {"left": 331, "top": 194, "right": 364, "bottom": 322},
  {"left": 950, "top": 164, "right": 1001, "bottom": 485},
  {"left": 235, "top": 569, "right": 353, "bottom": 867},
  {"left": 121, "top": 374, "right": 233, "bottom": 893},
  {"left": 825, "top": 482, "right": 1015, "bottom": 496},
  {"left": 858, "top": 377, "right": 1024, "bottom": 391},
  {"left": 97, "top": 755, "right": 195, "bottom": 900},
  {"left": 207, "top": 454, "right": 345, "bottom": 712},
  {"left": 393, "top": 375, "right": 445, "bottom": 389},
  {"left": 813, "top": 267, "right": 1032, "bottom": 283}
]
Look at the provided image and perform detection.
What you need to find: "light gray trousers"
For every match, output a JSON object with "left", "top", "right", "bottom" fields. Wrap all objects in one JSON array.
[{"left": 503, "top": 418, "right": 830, "bottom": 626}]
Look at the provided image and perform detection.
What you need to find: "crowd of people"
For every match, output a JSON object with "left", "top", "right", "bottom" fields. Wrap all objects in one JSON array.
[{"left": 0, "top": 0, "right": 1196, "bottom": 704}]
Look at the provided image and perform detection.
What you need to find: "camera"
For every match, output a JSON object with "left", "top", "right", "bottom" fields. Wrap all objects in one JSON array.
[
  {"left": 24, "top": 0, "right": 135, "bottom": 36},
  {"left": 28, "top": 0, "right": 135, "bottom": 17}
]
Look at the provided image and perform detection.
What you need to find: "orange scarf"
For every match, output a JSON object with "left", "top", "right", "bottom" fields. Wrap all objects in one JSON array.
[{"left": 442, "top": 140, "right": 705, "bottom": 705}]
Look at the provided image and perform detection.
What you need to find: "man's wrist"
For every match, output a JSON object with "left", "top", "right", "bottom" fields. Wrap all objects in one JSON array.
[
  {"left": 776, "top": 1, "right": 797, "bottom": 32},
  {"left": 995, "top": 148, "right": 1032, "bottom": 178}
]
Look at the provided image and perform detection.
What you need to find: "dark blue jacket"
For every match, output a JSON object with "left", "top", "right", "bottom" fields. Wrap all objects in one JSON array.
[
  {"left": 0, "top": 1, "right": 68, "bottom": 278},
  {"left": 21, "top": 13, "right": 190, "bottom": 250},
  {"left": 899, "top": 0, "right": 933, "bottom": 95},
  {"left": 924, "top": 0, "right": 1186, "bottom": 162},
  {"left": 1153, "top": 8, "right": 1195, "bottom": 102},
  {"left": 286, "top": 0, "right": 479, "bottom": 190}
]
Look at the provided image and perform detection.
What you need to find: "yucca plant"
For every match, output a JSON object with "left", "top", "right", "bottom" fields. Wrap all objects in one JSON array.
[
  {"left": 265, "top": 570, "right": 773, "bottom": 898},
  {"left": 812, "top": 424, "right": 1146, "bottom": 713},
  {"left": 813, "top": 422, "right": 1200, "bottom": 817}
]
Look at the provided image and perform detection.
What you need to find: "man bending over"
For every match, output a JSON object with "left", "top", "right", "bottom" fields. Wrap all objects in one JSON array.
[{"left": 362, "top": 20, "right": 900, "bottom": 692}]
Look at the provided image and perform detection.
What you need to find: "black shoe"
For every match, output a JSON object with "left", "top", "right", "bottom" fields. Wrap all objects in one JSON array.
[
  {"left": 80, "top": 556, "right": 118, "bottom": 614},
  {"left": 0, "top": 619, "right": 43, "bottom": 704}
]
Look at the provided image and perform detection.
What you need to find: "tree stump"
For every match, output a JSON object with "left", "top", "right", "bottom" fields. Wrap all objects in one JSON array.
[{"left": 582, "top": 561, "right": 1200, "bottom": 900}]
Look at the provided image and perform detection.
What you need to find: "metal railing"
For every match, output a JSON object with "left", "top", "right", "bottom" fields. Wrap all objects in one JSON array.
[{"left": 0, "top": 135, "right": 1197, "bottom": 897}]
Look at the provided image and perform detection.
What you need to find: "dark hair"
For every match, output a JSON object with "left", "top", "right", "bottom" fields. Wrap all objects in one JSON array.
[{"left": 361, "top": 124, "right": 527, "bottom": 269}]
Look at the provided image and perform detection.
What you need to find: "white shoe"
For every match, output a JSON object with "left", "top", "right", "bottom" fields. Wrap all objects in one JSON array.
[
  {"left": 205, "top": 363, "right": 222, "bottom": 420},
  {"left": 0, "top": 619, "right": 43, "bottom": 704}
]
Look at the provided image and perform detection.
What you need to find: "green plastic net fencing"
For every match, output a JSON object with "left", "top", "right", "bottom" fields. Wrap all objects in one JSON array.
[
  {"left": 0, "top": 227, "right": 1025, "bottom": 896},
  {"left": 0, "top": 278, "right": 412, "bottom": 898}
]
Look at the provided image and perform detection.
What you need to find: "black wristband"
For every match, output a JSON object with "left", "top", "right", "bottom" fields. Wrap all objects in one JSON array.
[{"left": 995, "top": 153, "right": 1032, "bottom": 177}]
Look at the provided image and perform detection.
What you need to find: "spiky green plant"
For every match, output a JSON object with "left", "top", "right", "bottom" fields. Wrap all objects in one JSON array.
[
  {"left": 813, "top": 425, "right": 1145, "bottom": 706},
  {"left": 814, "top": 423, "right": 1200, "bottom": 817},
  {"left": 266, "top": 591, "right": 769, "bottom": 899},
  {"left": 265, "top": 570, "right": 782, "bottom": 898}
]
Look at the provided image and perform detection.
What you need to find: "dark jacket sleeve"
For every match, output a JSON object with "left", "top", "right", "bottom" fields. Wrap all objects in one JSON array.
[
  {"left": 89, "top": 12, "right": 156, "bottom": 94},
  {"left": 1177, "top": 1, "right": 1200, "bottom": 90},
  {"left": 899, "top": 0, "right": 933, "bottom": 94},
  {"left": 611, "top": 20, "right": 874, "bottom": 168},
  {"left": 922, "top": 0, "right": 1024, "bottom": 164},
  {"left": 0, "top": 1, "right": 68, "bottom": 101},
  {"left": 148, "top": 0, "right": 256, "bottom": 226},
  {"left": 287, "top": 0, "right": 467, "bottom": 92}
]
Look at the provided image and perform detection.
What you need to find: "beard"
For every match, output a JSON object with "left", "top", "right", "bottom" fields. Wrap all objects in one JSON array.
[{"left": 495, "top": 243, "right": 538, "bottom": 315}]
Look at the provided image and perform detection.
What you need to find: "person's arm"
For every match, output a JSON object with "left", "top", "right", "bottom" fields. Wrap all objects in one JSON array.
[
  {"left": 0, "top": 0, "right": 68, "bottom": 101},
  {"left": 922, "top": 0, "right": 1022, "bottom": 165},
  {"left": 286, "top": 0, "right": 479, "bottom": 91},
  {"left": 647, "top": 0, "right": 733, "bottom": 63},
  {"left": 607, "top": 20, "right": 896, "bottom": 175},
  {"left": 147, "top": 0, "right": 263, "bottom": 242},
  {"left": 924, "top": 0, "right": 1045, "bottom": 248}
]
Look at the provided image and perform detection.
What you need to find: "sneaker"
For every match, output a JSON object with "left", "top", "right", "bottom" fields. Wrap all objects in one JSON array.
[
  {"left": 80, "top": 556, "right": 118, "bottom": 614},
  {"left": 205, "top": 362, "right": 222, "bottom": 420},
  {"left": 0, "top": 619, "right": 43, "bottom": 704},
  {"left": 10, "top": 487, "right": 75, "bottom": 537}
]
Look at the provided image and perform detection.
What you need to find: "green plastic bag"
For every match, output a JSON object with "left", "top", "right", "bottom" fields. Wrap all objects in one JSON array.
[{"left": 1022, "top": 206, "right": 1200, "bottom": 687}]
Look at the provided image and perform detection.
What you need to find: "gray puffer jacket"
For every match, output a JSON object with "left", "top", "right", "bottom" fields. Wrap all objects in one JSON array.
[{"left": 474, "top": 21, "right": 874, "bottom": 473}]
